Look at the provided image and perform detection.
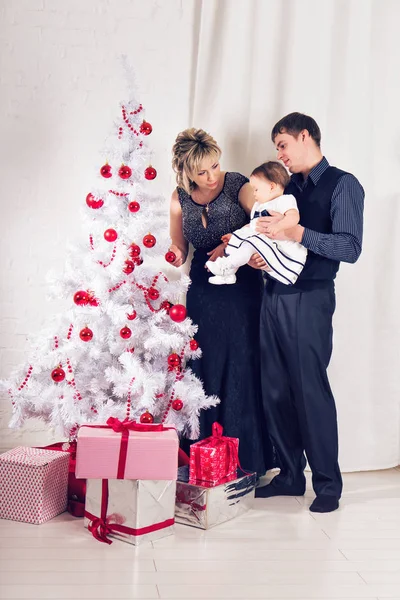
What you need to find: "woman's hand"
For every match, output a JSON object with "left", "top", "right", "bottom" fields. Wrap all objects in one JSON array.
[
  {"left": 206, "top": 242, "right": 226, "bottom": 264},
  {"left": 168, "top": 244, "right": 187, "bottom": 268}
]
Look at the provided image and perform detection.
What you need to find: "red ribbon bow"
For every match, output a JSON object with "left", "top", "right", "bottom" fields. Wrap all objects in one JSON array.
[
  {"left": 85, "top": 479, "right": 175, "bottom": 544},
  {"left": 88, "top": 516, "right": 113, "bottom": 545}
]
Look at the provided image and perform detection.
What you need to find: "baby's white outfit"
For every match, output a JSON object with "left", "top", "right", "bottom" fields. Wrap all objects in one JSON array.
[{"left": 207, "top": 194, "right": 307, "bottom": 285}]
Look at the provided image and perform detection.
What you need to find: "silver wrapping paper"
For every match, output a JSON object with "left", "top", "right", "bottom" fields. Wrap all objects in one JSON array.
[
  {"left": 84, "top": 479, "right": 176, "bottom": 545},
  {"left": 175, "top": 468, "right": 256, "bottom": 529}
]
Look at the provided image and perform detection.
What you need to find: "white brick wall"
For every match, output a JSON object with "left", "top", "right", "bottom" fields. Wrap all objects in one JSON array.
[{"left": 0, "top": 0, "right": 196, "bottom": 450}]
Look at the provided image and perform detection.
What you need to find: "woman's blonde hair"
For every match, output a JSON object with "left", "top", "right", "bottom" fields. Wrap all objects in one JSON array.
[{"left": 171, "top": 128, "right": 221, "bottom": 194}]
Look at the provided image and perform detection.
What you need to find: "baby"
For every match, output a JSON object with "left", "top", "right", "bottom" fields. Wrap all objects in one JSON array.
[{"left": 206, "top": 161, "right": 307, "bottom": 285}]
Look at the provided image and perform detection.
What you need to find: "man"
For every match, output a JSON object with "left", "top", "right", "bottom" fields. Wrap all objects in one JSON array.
[{"left": 255, "top": 112, "right": 364, "bottom": 513}]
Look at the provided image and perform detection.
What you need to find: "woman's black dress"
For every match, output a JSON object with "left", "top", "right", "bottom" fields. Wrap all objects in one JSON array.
[{"left": 178, "top": 172, "right": 273, "bottom": 476}]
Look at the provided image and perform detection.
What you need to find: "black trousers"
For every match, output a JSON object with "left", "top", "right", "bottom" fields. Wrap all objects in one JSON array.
[{"left": 260, "top": 281, "right": 343, "bottom": 498}]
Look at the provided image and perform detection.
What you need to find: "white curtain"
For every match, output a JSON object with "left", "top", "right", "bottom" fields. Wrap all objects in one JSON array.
[{"left": 189, "top": 0, "right": 400, "bottom": 471}]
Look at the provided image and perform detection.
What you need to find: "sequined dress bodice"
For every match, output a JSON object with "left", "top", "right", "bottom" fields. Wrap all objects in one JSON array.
[{"left": 177, "top": 172, "right": 249, "bottom": 250}]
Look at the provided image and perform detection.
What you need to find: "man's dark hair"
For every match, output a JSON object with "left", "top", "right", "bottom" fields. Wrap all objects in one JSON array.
[{"left": 271, "top": 112, "right": 321, "bottom": 147}]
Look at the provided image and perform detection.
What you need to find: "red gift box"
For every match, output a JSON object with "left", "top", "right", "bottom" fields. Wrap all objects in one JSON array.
[{"left": 189, "top": 422, "right": 239, "bottom": 486}]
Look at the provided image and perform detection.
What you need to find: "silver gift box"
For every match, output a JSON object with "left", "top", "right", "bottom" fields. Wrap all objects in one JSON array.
[
  {"left": 175, "top": 467, "right": 256, "bottom": 529},
  {"left": 84, "top": 479, "right": 176, "bottom": 545}
]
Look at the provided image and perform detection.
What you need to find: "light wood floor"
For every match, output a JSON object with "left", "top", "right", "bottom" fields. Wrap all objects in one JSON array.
[{"left": 1, "top": 469, "right": 400, "bottom": 599}]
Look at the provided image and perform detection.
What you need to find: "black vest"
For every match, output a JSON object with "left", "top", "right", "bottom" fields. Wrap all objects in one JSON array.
[{"left": 282, "top": 166, "right": 348, "bottom": 289}]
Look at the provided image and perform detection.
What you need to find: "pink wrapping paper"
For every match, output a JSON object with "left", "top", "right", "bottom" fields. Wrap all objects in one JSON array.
[
  {"left": 75, "top": 422, "right": 179, "bottom": 480},
  {"left": 0, "top": 446, "right": 69, "bottom": 524},
  {"left": 189, "top": 422, "right": 239, "bottom": 486}
]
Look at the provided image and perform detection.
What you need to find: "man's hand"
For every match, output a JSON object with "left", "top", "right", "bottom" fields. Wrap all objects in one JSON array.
[
  {"left": 248, "top": 252, "right": 271, "bottom": 271},
  {"left": 206, "top": 242, "right": 226, "bottom": 264},
  {"left": 255, "top": 210, "right": 284, "bottom": 234},
  {"left": 272, "top": 225, "right": 305, "bottom": 243}
]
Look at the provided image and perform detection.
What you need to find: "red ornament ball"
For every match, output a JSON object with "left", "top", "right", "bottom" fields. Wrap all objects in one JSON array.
[
  {"left": 123, "top": 260, "right": 135, "bottom": 274},
  {"left": 86, "top": 193, "right": 104, "bottom": 209},
  {"left": 140, "top": 121, "right": 153, "bottom": 135},
  {"left": 118, "top": 165, "right": 132, "bottom": 180},
  {"left": 127, "top": 310, "right": 137, "bottom": 321},
  {"left": 79, "top": 327, "right": 93, "bottom": 342},
  {"left": 128, "top": 201, "right": 140, "bottom": 213},
  {"left": 190, "top": 339, "right": 199, "bottom": 351},
  {"left": 167, "top": 353, "right": 181, "bottom": 369},
  {"left": 51, "top": 367, "right": 65, "bottom": 383},
  {"left": 165, "top": 251, "right": 176, "bottom": 263},
  {"left": 169, "top": 304, "right": 187, "bottom": 322},
  {"left": 143, "top": 234, "right": 156, "bottom": 248},
  {"left": 160, "top": 301, "right": 172, "bottom": 314},
  {"left": 134, "top": 256, "right": 143, "bottom": 266},
  {"left": 104, "top": 228, "right": 118, "bottom": 242},
  {"left": 144, "top": 166, "right": 157, "bottom": 180},
  {"left": 100, "top": 164, "right": 112, "bottom": 178},
  {"left": 74, "top": 290, "right": 89, "bottom": 306},
  {"left": 172, "top": 398, "right": 183, "bottom": 411},
  {"left": 148, "top": 287, "right": 159, "bottom": 300},
  {"left": 129, "top": 244, "right": 141, "bottom": 258},
  {"left": 88, "top": 293, "right": 99, "bottom": 307},
  {"left": 140, "top": 411, "right": 154, "bottom": 424},
  {"left": 120, "top": 326, "right": 132, "bottom": 339}
]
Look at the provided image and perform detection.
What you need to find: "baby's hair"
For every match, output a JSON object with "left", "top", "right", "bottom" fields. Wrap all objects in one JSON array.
[{"left": 251, "top": 161, "right": 290, "bottom": 189}]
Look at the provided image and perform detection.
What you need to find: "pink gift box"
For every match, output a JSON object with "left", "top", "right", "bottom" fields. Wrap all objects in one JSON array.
[
  {"left": 0, "top": 446, "right": 69, "bottom": 524},
  {"left": 189, "top": 423, "right": 239, "bottom": 486},
  {"left": 75, "top": 420, "right": 179, "bottom": 480}
]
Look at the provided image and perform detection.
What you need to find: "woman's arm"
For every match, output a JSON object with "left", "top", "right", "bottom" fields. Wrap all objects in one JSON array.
[
  {"left": 169, "top": 189, "right": 189, "bottom": 267},
  {"left": 238, "top": 182, "right": 256, "bottom": 216}
]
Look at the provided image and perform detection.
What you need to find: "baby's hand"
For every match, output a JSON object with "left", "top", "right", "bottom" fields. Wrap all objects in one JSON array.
[{"left": 221, "top": 233, "right": 232, "bottom": 246}]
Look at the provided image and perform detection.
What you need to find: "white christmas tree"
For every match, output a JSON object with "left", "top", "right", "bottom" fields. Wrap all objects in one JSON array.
[{"left": 1, "top": 71, "right": 218, "bottom": 442}]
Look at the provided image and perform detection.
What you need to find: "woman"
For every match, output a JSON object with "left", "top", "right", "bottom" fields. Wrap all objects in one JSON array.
[{"left": 169, "top": 128, "right": 273, "bottom": 477}]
